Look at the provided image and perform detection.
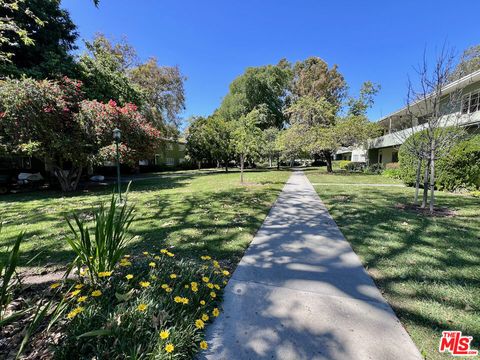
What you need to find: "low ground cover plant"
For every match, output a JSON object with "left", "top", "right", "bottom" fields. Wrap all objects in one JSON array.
[{"left": 52, "top": 250, "right": 227, "bottom": 359}]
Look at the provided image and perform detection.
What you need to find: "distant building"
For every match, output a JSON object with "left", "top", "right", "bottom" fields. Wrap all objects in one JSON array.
[
  {"left": 336, "top": 70, "right": 480, "bottom": 165},
  {"left": 153, "top": 138, "right": 187, "bottom": 167}
]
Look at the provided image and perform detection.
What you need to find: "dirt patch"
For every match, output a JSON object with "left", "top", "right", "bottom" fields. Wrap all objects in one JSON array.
[{"left": 394, "top": 203, "right": 457, "bottom": 217}]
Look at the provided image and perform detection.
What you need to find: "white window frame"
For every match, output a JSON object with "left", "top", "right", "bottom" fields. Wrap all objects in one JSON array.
[{"left": 461, "top": 90, "right": 480, "bottom": 114}]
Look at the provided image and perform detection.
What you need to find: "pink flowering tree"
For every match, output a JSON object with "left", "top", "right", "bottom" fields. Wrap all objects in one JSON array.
[{"left": 0, "top": 77, "right": 162, "bottom": 191}]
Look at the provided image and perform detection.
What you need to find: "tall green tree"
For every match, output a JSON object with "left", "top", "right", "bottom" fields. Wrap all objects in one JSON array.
[
  {"left": 217, "top": 59, "right": 292, "bottom": 129},
  {"left": 129, "top": 57, "right": 186, "bottom": 133},
  {"left": 0, "top": 0, "right": 78, "bottom": 78},
  {"left": 78, "top": 34, "right": 143, "bottom": 105},
  {"left": 232, "top": 109, "right": 264, "bottom": 183},
  {"left": 185, "top": 116, "right": 211, "bottom": 168}
]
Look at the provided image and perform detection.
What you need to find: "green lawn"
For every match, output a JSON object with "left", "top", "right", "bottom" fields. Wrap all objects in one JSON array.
[
  {"left": 0, "top": 169, "right": 290, "bottom": 273},
  {"left": 306, "top": 169, "right": 480, "bottom": 359}
]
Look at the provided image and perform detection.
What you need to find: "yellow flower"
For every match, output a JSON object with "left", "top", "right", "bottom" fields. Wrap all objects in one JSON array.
[
  {"left": 77, "top": 296, "right": 88, "bottom": 303},
  {"left": 154, "top": 255, "right": 161, "bottom": 260},
  {"left": 50, "top": 282, "right": 61, "bottom": 289},
  {"left": 74, "top": 284, "right": 84, "bottom": 290},
  {"left": 165, "top": 343, "right": 174, "bottom": 353},
  {"left": 200, "top": 340, "right": 208, "bottom": 350},
  {"left": 160, "top": 330, "right": 170, "bottom": 339},
  {"left": 223, "top": 280, "right": 227, "bottom": 285},
  {"left": 124, "top": 255, "right": 131, "bottom": 258},
  {"left": 143, "top": 251, "right": 149, "bottom": 255},
  {"left": 202, "top": 277, "right": 209, "bottom": 283},
  {"left": 212, "top": 308, "right": 220, "bottom": 317},
  {"left": 125, "top": 274, "right": 134, "bottom": 280},
  {"left": 79, "top": 268, "right": 89, "bottom": 276},
  {"left": 149, "top": 262, "right": 156, "bottom": 268},
  {"left": 207, "top": 283, "right": 214, "bottom": 289},
  {"left": 214, "top": 284, "right": 220, "bottom": 290},
  {"left": 98, "top": 271, "right": 112, "bottom": 278},
  {"left": 165, "top": 287, "right": 173, "bottom": 293},
  {"left": 213, "top": 260, "right": 220, "bottom": 268},
  {"left": 161, "top": 284, "right": 168, "bottom": 289},
  {"left": 182, "top": 297, "right": 189, "bottom": 305},
  {"left": 222, "top": 270, "right": 230, "bottom": 276},
  {"left": 202, "top": 313, "right": 209, "bottom": 321},
  {"left": 195, "top": 319, "right": 205, "bottom": 329},
  {"left": 91, "top": 290, "right": 102, "bottom": 297},
  {"left": 200, "top": 255, "right": 211, "bottom": 260},
  {"left": 169, "top": 274, "right": 177, "bottom": 279},
  {"left": 66, "top": 306, "right": 84, "bottom": 319},
  {"left": 139, "top": 281, "right": 151, "bottom": 288},
  {"left": 166, "top": 252, "right": 174, "bottom": 257},
  {"left": 174, "top": 296, "right": 183, "bottom": 303},
  {"left": 69, "top": 289, "right": 81, "bottom": 297},
  {"left": 200, "top": 300, "right": 206, "bottom": 306},
  {"left": 137, "top": 303, "right": 148, "bottom": 311},
  {"left": 150, "top": 275, "right": 157, "bottom": 280},
  {"left": 119, "top": 260, "right": 132, "bottom": 267},
  {"left": 210, "top": 291, "right": 216, "bottom": 298},
  {"left": 160, "top": 249, "right": 168, "bottom": 254}
]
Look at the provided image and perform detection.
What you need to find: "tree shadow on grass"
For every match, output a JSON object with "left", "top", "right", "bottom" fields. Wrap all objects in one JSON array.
[{"left": 317, "top": 185, "right": 480, "bottom": 352}]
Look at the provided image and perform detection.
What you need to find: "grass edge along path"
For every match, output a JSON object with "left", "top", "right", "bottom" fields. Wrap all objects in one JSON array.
[{"left": 306, "top": 169, "right": 480, "bottom": 360}]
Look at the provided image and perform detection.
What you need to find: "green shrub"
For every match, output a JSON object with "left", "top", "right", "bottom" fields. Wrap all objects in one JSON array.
[
  {"left": 385, "top": 162, "right": 399, "bottom": 169},
  {"left": 399, "top": 131, "right": 480, "bottom": 191},
  {"left": 382, "top": 168, "right": 402, "bottom": 179},
  {"left": 54, "top": 251, "right": 228, "bottom": 359},
  {"left": 436, "top": 135, "right": 480, "bottom": 191},
  {"left": 470, "top": 190, "right": 480, "bottom": 197},
  {"left": 345, "top": 162, "right": 366, "bottom": 172},
  {"left": 338, "top": 160, "right": 351, "bottom": 170},
  {"left": 65, "top": 195, "right": 135, "bottom": 284},
  {"left": 365, "top": 163, "right": 384, "bottom": 174}
]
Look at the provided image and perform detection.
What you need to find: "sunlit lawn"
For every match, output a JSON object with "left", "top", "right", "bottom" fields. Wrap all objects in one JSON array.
[
  {"left": 0, "top": 169, "right": 290, "bottom": 274},
  {"left": 306, "top": 168, "right": 480, "bottom": 359}
]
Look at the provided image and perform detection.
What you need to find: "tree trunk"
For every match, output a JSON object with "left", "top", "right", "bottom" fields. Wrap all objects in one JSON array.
[
  {"left": 216, "top": 160, "right": 220, "bottom": 168},
  {"left": 198, "top": 161, "right": 201, "bottom": 170},
  {"left": 225, "top": 160, "right": 228, "bottom": 172},
  {"left": 414, "top": 158, "right": 422, "bottom": 206},
  {"left": 276, "top": 154, "right": 280, "bottom": 170},
  {"left": 325, "top": 151, "right": 333, "bottom": 173},
  {"left": 53, "top": 166, "right": 82, "bottom": 192},
  {"left": 429, "top": 149, "right": 436, "bottom": 213},
  {"left": 421, "top": 159, "right": 430, "bottom": 209},
  {"left": 269, "top": 156, "right": 272, "bottom": 168},
  {"left": 240, "top": 154, "right": 244, "bottom": 184}
]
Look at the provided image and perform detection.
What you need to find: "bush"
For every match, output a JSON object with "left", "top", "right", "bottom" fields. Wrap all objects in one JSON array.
[
  {"left": 53, "top": 251, "right": 228, "bottom": 359},
  {"left": 385, "top": 162, "right": 399, "bottom": 169},
  {"left": 399, "top": 132, "right": 480, "bottom": 191},
  {"left": 365, "top": 163, "right": 384, "bottom": 174},
  {"left": 345, "top": 162, "right": 366, "bottom": 172},
  {"left": 382, "top": 168, "right": 402, "bottom": 179},
  {"left": 436, "top": 135, "right": 480, "bottom": 191},
  {"left": 338, "top": 160, "right": 351, "bottom": 170}
]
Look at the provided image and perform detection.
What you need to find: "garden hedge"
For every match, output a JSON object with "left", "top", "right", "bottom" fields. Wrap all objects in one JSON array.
[{"left": 398, "top": 130, "right": 480, "bottom": 191}]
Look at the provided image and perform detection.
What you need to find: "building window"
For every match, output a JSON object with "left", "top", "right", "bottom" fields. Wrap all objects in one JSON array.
[{"left": 462, "top": 90, "right": 480, "bottom": 114}]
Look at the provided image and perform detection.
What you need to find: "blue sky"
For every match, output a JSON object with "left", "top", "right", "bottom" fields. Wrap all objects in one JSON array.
[{"left": 62, "top": 0, "right": 480, "bottom": 124}]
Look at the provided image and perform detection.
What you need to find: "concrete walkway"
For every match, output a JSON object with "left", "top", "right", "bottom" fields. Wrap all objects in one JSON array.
[{"left": 201, "top": 170, "right": 422, "bottom": 360}]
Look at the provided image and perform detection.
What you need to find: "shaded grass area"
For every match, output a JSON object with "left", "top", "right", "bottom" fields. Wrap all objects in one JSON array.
[
  {"left": 0, "top": 169, "right": 290, "bottom": 273},
  {"left": 306, "top": 169, "right": 480, "bottom": 359}
]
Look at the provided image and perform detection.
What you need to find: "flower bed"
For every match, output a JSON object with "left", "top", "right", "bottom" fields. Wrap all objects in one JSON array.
[{"left": 47, "top": 251, "right": 228, "bottom": 359}]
